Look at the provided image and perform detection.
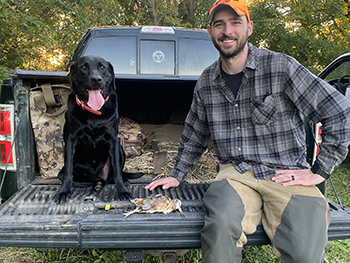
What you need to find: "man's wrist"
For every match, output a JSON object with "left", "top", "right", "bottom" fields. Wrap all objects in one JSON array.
[{"left": 169, "top": 170, "right": 186, "bottom": 183}]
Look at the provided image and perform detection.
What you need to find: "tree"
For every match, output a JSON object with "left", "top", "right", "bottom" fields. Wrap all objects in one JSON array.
[
  {"left": 248, "top": 0, "right": 350, "bottom": 73},
  {"left": 0, "top": 0, "right": 124, "bottom": 81},
  {"left": 177, "top": 0, "right": 213, "bottom": 28},
  {"left": 0, "top": 0, "right": 51, "bottom": 79},
  {"left": 0, "top": 0, "right": 215, "bottom": 83},
  {"left": 1, "top": 0, "right": 350, "bottom": 84}
]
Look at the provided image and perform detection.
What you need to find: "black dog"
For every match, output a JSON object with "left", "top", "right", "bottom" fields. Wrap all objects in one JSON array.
[{"left": 54, "top": 55, "right": 141, "bottom": 203}]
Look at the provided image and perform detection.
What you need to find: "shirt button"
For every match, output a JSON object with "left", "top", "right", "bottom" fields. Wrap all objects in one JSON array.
[
  {"left": 223, "top": 86, "right": 226, "bottom": 90},
  {"left": 237, "top": 147, "right": 241, "bottom": 151},
  {"left": 235, "top": 104, "right": 239, "bottom": 107},
  {"left": 236, "top": 127, "right": 241, "bottom": 130}
]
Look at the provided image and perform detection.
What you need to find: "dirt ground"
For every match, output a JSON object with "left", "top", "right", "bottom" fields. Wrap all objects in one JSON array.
[{"left": 0, "top": 247, "right": 38, "bottom": 263}]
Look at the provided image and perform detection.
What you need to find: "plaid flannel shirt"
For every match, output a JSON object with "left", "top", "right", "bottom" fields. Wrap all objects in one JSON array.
[{"left": 169, "top": 44, "right": 350, "bottom": 182}]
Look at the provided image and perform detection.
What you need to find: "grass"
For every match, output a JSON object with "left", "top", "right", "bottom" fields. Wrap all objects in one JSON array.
[
  {"left": 324, "top": 153, "right": 350, "bottom": 263},
  {"left": 0, "top": 154, "right": 349, "bottom": 262}
]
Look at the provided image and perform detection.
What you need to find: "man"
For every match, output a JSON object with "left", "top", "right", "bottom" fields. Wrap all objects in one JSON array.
[{"left": 146, "top": 0, "right": 350, "bottom": 262}]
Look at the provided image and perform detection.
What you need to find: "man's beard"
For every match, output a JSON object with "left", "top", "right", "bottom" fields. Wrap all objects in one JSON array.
[{"left": 212, "top": 32, "right": 248, "bottom": 59}]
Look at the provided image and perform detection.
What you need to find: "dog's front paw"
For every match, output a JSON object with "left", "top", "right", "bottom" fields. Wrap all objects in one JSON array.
[
  {"left": 119, "top": 191, "right": 133, "bottom": 201},
  {"left": 53, "top": 190, "right": 71, "bottom": 204}
]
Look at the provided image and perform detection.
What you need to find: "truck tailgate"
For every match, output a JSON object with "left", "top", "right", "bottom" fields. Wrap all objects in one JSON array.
[{"left": 0, "top": 182, "right": 349, "bottom": 249}]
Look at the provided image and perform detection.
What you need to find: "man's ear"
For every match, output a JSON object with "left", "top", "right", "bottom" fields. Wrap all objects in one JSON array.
[
  {"left": 248, "top": 20, "right": 254, "bottom": 37},
  {"left": 207, "top": 24, "right": 212, "bottom": 40}
]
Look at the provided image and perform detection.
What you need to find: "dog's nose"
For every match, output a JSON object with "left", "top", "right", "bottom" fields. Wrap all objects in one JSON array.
[{"left": 92, "top": 76, "right": 102, "bottom": 84}]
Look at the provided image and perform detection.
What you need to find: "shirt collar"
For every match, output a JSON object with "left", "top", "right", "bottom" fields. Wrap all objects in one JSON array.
[{"left": 246, "top": 43, "right": 259, "bottom": 71}]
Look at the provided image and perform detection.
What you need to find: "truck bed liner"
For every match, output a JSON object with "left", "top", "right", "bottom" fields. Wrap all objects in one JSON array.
[{"left": 0, "top": 182, "right": 349, "bottom": 249}]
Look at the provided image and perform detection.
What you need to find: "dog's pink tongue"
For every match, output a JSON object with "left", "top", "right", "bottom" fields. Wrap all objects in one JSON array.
[{"left": 87, "top": 90, "right": 104, "bottom": 111}]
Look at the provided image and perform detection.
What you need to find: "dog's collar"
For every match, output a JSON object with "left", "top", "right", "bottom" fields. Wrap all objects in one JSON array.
[{"left": 75, "top": 95, "right": 109, "bottom": 115}]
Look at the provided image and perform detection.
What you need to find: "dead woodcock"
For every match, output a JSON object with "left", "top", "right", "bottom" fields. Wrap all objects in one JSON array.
[{"left": 123, "top": 194, "right": 185, "bottom": 218}]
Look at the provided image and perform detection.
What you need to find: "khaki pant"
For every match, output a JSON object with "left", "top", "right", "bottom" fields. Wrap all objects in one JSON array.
[{"left": 201, "top": 164, "right": 330, "bottom": 263}]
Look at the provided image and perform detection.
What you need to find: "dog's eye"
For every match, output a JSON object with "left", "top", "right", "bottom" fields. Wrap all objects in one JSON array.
[
  {"left": 81, "top": 65, "right": 86, "bottom": 69},
  {"left": 100, "top": 65, "right": 105, "bottom": 70}
]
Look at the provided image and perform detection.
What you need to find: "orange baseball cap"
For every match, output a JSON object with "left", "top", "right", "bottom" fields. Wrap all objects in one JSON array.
[{"left": 209, "top": 0, "right": 250, "bottom": 23}]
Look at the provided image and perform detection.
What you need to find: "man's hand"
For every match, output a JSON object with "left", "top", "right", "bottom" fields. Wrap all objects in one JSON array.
[
  {"left": 145, "top": 177, "right": 180, "bottom": 191},
  {"left": 272, "top": 169, "right": 325, "bottom": 186}
]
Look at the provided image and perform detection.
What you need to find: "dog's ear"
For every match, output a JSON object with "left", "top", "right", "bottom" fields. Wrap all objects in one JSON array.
[
  {"left": 108, "top": 62, "right": 116, "bottom": 91},
  {"left": 67, "top": 61, "right": 76, "bottom": 83}
]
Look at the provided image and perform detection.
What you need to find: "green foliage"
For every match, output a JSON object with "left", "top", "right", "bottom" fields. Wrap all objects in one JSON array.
[
  {"left": 326, "top": 148, "right": 350, "bottom": 207},
  {"left": 327, "top": 239, "right": 350, "bottom": 263},
  {"left": 1, "top": 0, "right": 350, "bottom": 84},
  {"left": 0, "top": 0, "right": 215, "bottom": 84},
  {"left": 249, "top": 0, "right": 350, "bottom": 74}
]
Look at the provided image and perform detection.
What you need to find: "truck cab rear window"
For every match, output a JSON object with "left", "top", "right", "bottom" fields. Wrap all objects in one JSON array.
[
  {"left": 140, "top": 40, "right": 175, "bottom": 75},
  {"left": 178, "top": 38, "right": 218, "bottom": 75},
  {"left": 82, "top": 35, "right": 218, "bottom": 76},
  {"left": 83, "top": 36, "right": 137, "bottom": 74}
]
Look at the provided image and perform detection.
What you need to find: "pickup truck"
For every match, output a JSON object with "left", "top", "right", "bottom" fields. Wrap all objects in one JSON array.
[{"left": 0, "top": 26, "right": 350, "bottom": 262}]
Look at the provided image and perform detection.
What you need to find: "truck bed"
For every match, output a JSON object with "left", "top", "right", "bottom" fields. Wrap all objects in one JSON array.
[
  {"left": 0, "top": 180, "right": 349, "bottom": 250},
  {"left": 4, "top": 70, "right": 350, "bottom": 254}
]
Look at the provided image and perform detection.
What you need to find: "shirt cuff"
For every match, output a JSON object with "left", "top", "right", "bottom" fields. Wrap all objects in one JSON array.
[
  {"left": 311, "top": 161, "right": 331, "bottom": 179},
  {"left": 169, "top": 169, "right": 186, "bottom": 183}
]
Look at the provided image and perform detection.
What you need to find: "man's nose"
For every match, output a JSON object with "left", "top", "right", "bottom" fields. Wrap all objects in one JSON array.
[{"left": 223, "top": 24, "right": 234, "bottom": 36}]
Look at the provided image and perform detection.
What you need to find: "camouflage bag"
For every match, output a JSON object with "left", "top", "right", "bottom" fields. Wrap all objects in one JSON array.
[
  {"left": 29, "top": 83, "right": 70, "bottom": 179},
  {"left": 119, "top": 117, "right": 146, "bottom": 158}
]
